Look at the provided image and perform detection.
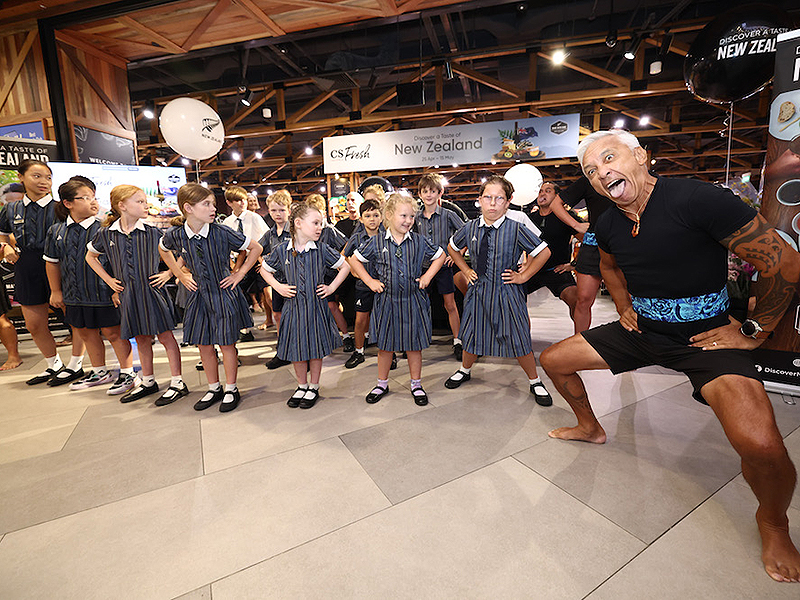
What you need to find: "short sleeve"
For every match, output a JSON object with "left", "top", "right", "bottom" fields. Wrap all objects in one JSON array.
[
  {"left": 43, "top": 224, "right": 61, "bottom": 262},
  {"left": 160, "top": 227, "right": 180, "bottom": 252},
  {"left": 0, "top": 205, "right": 10, "bottom": 235},
  {"left": 324, "top": 226, "right": 347, "bottom": 252},
  {"left": 343, "top": 233, "right": 362, "bottom": 257},
  {"left": 264, "top": 244, "right": 284, "bottom": 275},
  {"left": 686, "top": 183, "right": 757, "bottom": 242},
  {"left": 517, "top": 221, "right": 548, "bottom": 257},
  {"left": 594, "top": 211, "right": 613, "bottom": 254},
  {"left": 258, "top": 231, "right": 271, "bottom": 256},
  {"left": 89, "top": 228, "right": 107, "bottom": 255},
  {"left": 446, "top": 209, "right": 465, "bottom": 233},
  {"left": 321, "top": 243, "right": 345, "bottom": 269},
  {"left": 420, "top": 235, "right": 440, "bottom": 262},
  {"left": 219, "top": 225, "right": 248, "bottom": 252},
  {"left": 450, "top": 222, "right": 469, "bottom": 251},
  {"left": 354, "top": 235, "right": 379, "bottom": 263}
]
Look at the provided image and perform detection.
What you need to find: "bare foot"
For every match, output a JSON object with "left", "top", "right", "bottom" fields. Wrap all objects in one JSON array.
[
  {"left": 548, "top": 425, "right": 607, "bottom": 444},
  {"left": 258, "top": 321, "right": 274, "bottom": 330},
  {"left": 759, "top": 515, "right": 800, "bottom": 582},
  {"left": 0, "top": 357, "right": 22, "bottom": 371}
]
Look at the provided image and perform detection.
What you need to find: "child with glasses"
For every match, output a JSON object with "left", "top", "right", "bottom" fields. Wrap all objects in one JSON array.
[
  {"left": 44, "top": 178, "right": 134, "bottom": 393},
  {"left": 86, "top": 184, "right": 184, "bottom": 404},
  {"left": 445, "top": 175, "right": 554, "bottom": 406},
  {"left": 350, "top": 192, "right": 446, "bottom": 406},
  {"left": 260, "top": 202, "right": 351, "bottom": 409},
  {"left": 158, "top": 184, "right": 262, "bottom": 412}
]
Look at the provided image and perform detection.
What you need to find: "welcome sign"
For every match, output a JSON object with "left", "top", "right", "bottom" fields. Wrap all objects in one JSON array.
[{"left": 322, "top": 114, "right": 580, "bottom": 174}]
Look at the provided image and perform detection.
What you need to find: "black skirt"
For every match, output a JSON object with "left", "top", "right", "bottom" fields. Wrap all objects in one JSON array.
[
  {"left": 14, "top": 250, "right": 50, "bottom": 306},
  {"left": 64, "top": 304, "right": 121, "bottom": 329}
]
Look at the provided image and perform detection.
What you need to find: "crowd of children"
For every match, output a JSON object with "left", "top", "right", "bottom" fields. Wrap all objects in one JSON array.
[{"left": 0, "top": 160, "right": 576, "bottom": 412}]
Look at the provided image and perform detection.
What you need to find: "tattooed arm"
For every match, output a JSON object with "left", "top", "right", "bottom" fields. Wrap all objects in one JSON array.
[{"left": 690, "top": 214, "right": 800, "bottom": 350}]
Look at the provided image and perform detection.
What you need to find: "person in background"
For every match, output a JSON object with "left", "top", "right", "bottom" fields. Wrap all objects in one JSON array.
[
  {"left": 0, "top": 182, "right": 23, "bottom": 370},
  {"left": 335, "top": 191, "right": 363, "bottom": 239}
]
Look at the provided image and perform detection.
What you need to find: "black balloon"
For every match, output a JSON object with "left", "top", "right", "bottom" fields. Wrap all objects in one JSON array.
[
  {"left": 358, "top": 176, "right": 394, "bottom": 195},
  {"left": 684, "top": 4, "right": 792, "bottom": 105}
]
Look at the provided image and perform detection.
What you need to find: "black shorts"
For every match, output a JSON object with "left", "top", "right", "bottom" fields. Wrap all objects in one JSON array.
[
  {"left": 239, "top": 264, "right": 266, "bottom": 295},
  {"left": 64, "top": 304, "right": 121, "bottom": 329},
  {"left": 353, "top": 286, "right": 374, "bottom": 313},
  {"left": 0, "top": 283, "right": 11, "bottom": 315},
  {"left": 581, "top": 320, "right": 762, "bottom": 404},
  {"left": 527, "top": 269, "right": 576, "bottom": 297},
  {"left": 14, "top": 250, "right": 50, "bottom": 306},
  {"left": 272, "top": 287, "right": 285, "bottom": 313},
  {"left": 430, "top": 264, "right": 455, "bottom": 295},
  {"left": 574, "top": 243, "right": 601, "bottom": 277}
]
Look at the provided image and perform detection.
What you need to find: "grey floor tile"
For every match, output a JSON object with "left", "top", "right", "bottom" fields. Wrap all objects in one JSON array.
[
  {"left": 341, "top": 390, "right": 572, "bottom": 504},
  {"left": 587, "top": 481, "right": 800, "bottom": 599},
  {"left": 0, "top": 438, "right": 389, "bottom": 600},
  {"left": 515, "top": 395, "right": 742, "bottom": 543},
  {"left": 0, "top": 422, "right": 203, "bottom": 535},
  {"left": 173, "top": 585, "right": 211, "bottom": 600},
  {"left": 0, "top": 406, "right": 86, "bottom": 464},
  {"left": 212, "top": 458, "right": 644, "bottom": 600}
]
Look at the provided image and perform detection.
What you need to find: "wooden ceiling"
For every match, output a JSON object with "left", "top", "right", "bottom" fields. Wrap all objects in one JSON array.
[{"left": 6, "top": 0, "right": 797, "bottom": 200}]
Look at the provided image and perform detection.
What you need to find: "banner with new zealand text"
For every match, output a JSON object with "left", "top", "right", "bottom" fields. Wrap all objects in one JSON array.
[
  {"left": 756, "top": 28, "right": 800, "bottom": 395},
  {"left": 0, "top": 135, "right": 58, "bottom": 189},
  {"left": 322, "top": 114, "right": 580, "bottom": 174}
]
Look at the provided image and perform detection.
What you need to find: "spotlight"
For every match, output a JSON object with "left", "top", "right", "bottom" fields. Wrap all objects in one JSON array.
[
  {"left": 200, "top": 181, "right": 208, "bottom": 188},
  {"left": 319, "top": 185, "right": 326, "bottom": 193},
  {"left": 452, "top": 163, "right": 458, "bottom": 168},
  {"left": 650, "top": 158, "right": 657, "bottom": 165},
  {"left": 254, "top": 151, "right": 263, "bottom": 159},
  {"left": 624, "top": 36, "right": 642, "bottom": 61},
  {"left": 614, "top": 118, "right": 625, "bottom": 128},
  {"left": 142, "top": 100, "right": 155, "bottom": 120},
  {"left": 552, "top": 48, "right": 567, "bottom": 65},
  {"left": 241, "top": 90, "right": 255, "bottom": 107},
  {"left": 181, "top": 157, "right": 190, "bottom": 165},
  {"left": 441, "top": 176, "right": 449, "bottom": 185},
  {"left": 305, "top": 146, "right": 313, "bottom": 155},
  {"left": 639, "top": 115, "right": 650, "bottom": 126},
  {"left": 605, "top": 30, "right": 618, "bottom": 48},
  {"left": 231, "top": 151, "right": 241, "bottom": 161},
  {"left": 649, "top": 60, "right": 662, "bottom": 76}
]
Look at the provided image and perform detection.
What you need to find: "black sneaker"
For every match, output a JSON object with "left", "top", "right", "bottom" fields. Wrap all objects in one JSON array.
[
  {"left": 453, "top": 343, "right": 463, "bottom": 361},
  {"left": 120, "top": 381, "right": 159, "bottom": 403},
  {"left": 342, "top": 337, "right": 355, "bottom": 353},
  {"left": 238, "top": 330, "right": 255, "bottom": 343},
  {"left": 345, "top": 351, "right": 365, "bottom": 369},
  {"left": 266, "top": 355, "right": 291, "bottom": 369}
]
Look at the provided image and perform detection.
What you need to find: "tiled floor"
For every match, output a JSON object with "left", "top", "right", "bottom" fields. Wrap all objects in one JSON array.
[{"left": 0, "top": 289, "right": 798, "bottom": 599}]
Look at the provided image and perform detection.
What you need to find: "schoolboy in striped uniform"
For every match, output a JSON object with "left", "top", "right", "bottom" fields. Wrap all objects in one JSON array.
[
  {"left": 261, "top": 203, "right": 351, "bottom": 409},
  {"left": 258, "top": 189, "right": 292, "bottom": 369},
  {"left": 351, "top": 192, "right": 446, "bottom": 406},
  {"left": 44, "top": 178, "right": 134, "bottom": 392},
  {"left": 414, "top": 173, "right": 465, "bottom": 360},
  {"left": 446, "top": 175, "right": 554, "bottom": 407}
]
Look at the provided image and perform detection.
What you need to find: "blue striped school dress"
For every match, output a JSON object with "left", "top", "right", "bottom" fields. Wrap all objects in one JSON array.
[
  {"left": 0, "top": 195, "right": 58, "bottom": 305},
  {"left": 450, "top": 215, "right": 547, "bottom": 357},
  {"left": 89, "top": 220, "right": 176, "bottom": 338},
  {"left": 161, "top": 223, "right": 253, "bottom": 345},
  {"left": 44, "top": 217, "right": 114, "bottom": 307},
  {"left": 355, "top": 230, "right": 442, "bottom": 352},
  {"left": 414, "top": 205, "right": 465, "bottom": 255},
  {"left": 264, "top": 240, "right": 344, "bottom": 361},
  {"left": 320, "top": 224, "right": 347, "bottom": 283}
]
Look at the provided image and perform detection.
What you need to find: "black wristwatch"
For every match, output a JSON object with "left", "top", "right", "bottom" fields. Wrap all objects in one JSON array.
[{"left": 740, "top": 319, "right": 774, "bottom": 340}]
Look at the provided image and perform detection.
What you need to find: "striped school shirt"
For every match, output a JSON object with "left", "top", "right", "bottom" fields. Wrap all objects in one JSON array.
[
  {"left": 89, "top": 219, "right": 176, "bottom": 338},
  {"left": 0, "top": 195, "right": 57, "bottom": 252},
  {"left": 343, "top": 228, "right": 380, "bottom": 291},
  {"left": 354, "top": 230, "right": 443, "bottom": 352},
  {"left": 264, "top": 240, "right": 345, "bottom": 361},
  {"left": 450, "top": 214, "right": 547, "bottom": 357},
  {"left": 44, "top": 216, "right": 113, "bottom": 307},
  {"left": 414, "top": 205, "right": 465, "bottom": 251},
  {"left": 160, "top": 222, "right": 253, "bottom": 345}
]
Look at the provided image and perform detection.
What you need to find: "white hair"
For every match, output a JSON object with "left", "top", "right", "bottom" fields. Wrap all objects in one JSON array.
[
  {"left": 346, "top": 191, "right": 364, "bottom": 203},
  {"left": 576, "top": 129, "right": 642, "bottom": 167}
]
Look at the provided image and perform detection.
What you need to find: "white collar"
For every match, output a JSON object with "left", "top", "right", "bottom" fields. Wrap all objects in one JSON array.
[
  {"left": 233, "top": 209, "right": 248, "bottom": 220},
  {"left": 185, "top": 222, "right": 210, "bottom": 238},
  {"left": 23, "top": 194, "right": 53, "bottom": 207},
  {"left": 109, "top": 218, "right": 146, "bottom": 233},
  {"left": 66, "top": 215, "right": 96, "bottom": 229},
  {"left": 479, "top": 214, "right": 505, "bottom": 229},
  {"left": 385, "top": 229, "right": 412, "bottom": 242},
  {"left": 288, "top": 239, "right": 316, "bottom": 252}
]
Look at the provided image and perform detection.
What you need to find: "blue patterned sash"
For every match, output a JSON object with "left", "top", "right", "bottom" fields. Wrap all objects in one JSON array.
[
  {"left": 582, "top": 232, "right": 597, "bottom": 246},
  {"left": 632, "top": 287, "right": 729, "bottom": 323}
]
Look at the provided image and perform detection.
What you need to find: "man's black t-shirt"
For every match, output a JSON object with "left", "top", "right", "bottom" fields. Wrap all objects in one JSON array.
[
  {"left": 595, "top": 177, "right": 755, "bottom": 300},
  {"left": 560, "top": 176, "right": 614, "bottom": 230},
  {"left": 335, "top": 217, "right": 358, "bottom": 238},
  {"left": 529, "top": 209, "right": 576, "bottom": 269}
]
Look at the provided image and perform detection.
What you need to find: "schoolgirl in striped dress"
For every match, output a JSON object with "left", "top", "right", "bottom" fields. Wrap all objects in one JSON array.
[
  {"left": 445, "top": 176, "right": 554, "bottom": 406},
  {"left": 350, "top": 192, "right": 446, "bottom": 406},
  {"left": 44, "top": 179, "right": 133, "bottom": 393},
  {"left": 0, "top": 159, "right": 86, "bottom": 385},
  {"left": 87, "top": 184, "right": 186, "bottom": 405},
  {"left": 159, "top": 183, "right": 262, "bottom": 413},
  {"left": 305, "top": 193, "right": 353, "bottom": 351},
  {"left": 261, "top": 202, "right": 351, "bottom": 410}
]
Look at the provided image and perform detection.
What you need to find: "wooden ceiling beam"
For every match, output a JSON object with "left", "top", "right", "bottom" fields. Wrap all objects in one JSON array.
[
  {"left": 55, "top": 30, "right": 127, "bottom": 68},
  {"left": 451, "top": 63, "right": 524, "bottom": 98},
  {"left": 362, "top": 66, "right": 435, "bottom": 115},
  {"left": 539, "top": 52, "right": 629, "bottom": 88},
  {"left": 225, "top": 86, "right": 276, "bottom": 128},
  {"left": 116, "top": 15, "right": 186, "bottom": 54},
  {"left": 288, "top": 90, "right": 339, "bottom": 124},
  {"left": 0, "top": 30, "right": 38, "bottom": 113},
  {"left": 289, "top": 0, "right": 383, "bottom": 17},
  {"left": 233, "top": 0, "right": 285, "bottom": 36},
  {"left": 182, "top": 0, "right": 232, "bottom": 51},
  {"left": 601, "top": 100, "right": 669, "bottom": 129}
]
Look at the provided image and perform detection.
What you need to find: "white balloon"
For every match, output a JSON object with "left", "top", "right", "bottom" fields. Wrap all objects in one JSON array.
[
  {"left": 504, "top": 163, "right": 543, "bottom": 206},
  {"left": 159, "top": 98, "right": 225, "bottom": 161}
]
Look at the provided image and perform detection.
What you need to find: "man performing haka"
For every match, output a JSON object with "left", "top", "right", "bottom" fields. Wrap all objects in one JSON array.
[{"left": 540, "top": 128, "right": 800, "bottom": 583}]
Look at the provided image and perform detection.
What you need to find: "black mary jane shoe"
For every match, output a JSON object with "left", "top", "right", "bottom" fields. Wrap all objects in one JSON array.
[
  {"left": 120, "top": 381, "right": 159, "bottom": 403},
  {"left": 193, "top": 388, "right": 225, "bottom": 411},
  {"left": 365, "top": 386, "right": 389, "bottom": 404},
  {"left": 444, "top": 370, "right": 470, "bottom": 389},
  {"left": 154, "top": 382, "right": 189, "bottom": 406},
  {"left": 47, "top": 367, "right": 85, "bottom": 387},
  {"left": 287, "top": 387, "right": 306, "bottom": 408},
  {"left": 219, "top": 389, "right": 242, "bottom": 412},
  {"left": 412, "top": 387, "right": 429, "bottom": 406},
  {"left": 298, "top": 388, "right": 320, "bottom": 409},
  {"left": 26, "top": 367, "right": 61, "bottom": 386}
]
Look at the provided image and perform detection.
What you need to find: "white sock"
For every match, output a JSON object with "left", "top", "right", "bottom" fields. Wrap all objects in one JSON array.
[
  {"left": 460, "top": 366, "right": 471, "bottom": 374},
  {"left": 292, "top": 385, "right": 308, "bottom": 399},
  {"left": 343, "top": 333, "right": 352, "bottom": 339},
  {"left": 529, "top": 377, "right": 542, "bottom": 385},
  {"left": 355, "top": 347, "right": 364, "bottom": 354},
  {"left": 95, "top": 365, "right": 108, "bottom": 375},
  {"left": 140, "top": 374, "right": 155, "bottom": 386},
  {"left": 454, "top": 338, "right": 462, "bottom": 345},
  {"left": 225, "top": 383, "right": 237, "bottom": 392},
  {"left": 171, "top": 376, "right": 183, "bottom": 387},
  {"left": 66, "top": 355, "right": 83, "bottom": 371},
  {"left": 208, "top": 382, "right": 221, "bottom": 392},
  {"left": 46, "top": 355, "right": 62, "bottom": 370},
  {"left": 308, "top": 383, "right": 320, "bottom": 390},
  {"left": 120, "top": 367, "right": 134, "bottom": 375}
]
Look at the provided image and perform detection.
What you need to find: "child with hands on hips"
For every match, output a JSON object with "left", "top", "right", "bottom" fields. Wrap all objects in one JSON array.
[
  {"left": 44, "top": 178, "right": 134, "bottom": 393},
  {"left": 349, "top": 192, "right": 446, "bottom": 406},
  {"left": 445, "top": 175, "right": 554, "bottom": 406},
  {"left": 86, "top": 185, "right": 185, "bottom": 404},
  {"left": 260, "top": 203, "right": 351, "bottom": 409},
  {"left": 158, "top": 183, "right": 262, "bottom": 413}
]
